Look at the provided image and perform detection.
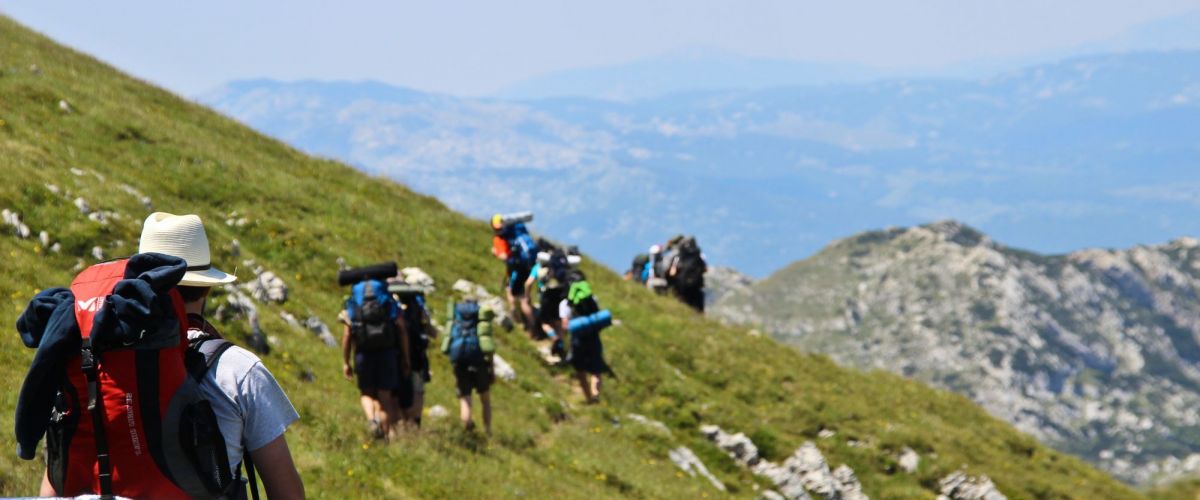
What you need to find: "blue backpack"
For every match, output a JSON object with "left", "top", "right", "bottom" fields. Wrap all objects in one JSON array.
[
  {"left": 346, "top": 280, "right": 398, "bottom": 352},
  {"left": 447, "top": 302, "right": 484, "bottom": 365},
  {"left": 506, "top": 223, "right": 538, "bottom": 267}
]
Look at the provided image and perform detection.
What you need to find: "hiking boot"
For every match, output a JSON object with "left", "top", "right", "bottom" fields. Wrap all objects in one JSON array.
[{"left": 368, "top": 419, "right": 385, "bottom": 440}]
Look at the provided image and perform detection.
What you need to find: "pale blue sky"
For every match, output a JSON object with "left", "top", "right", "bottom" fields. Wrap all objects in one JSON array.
[{"left": 2, "top": 1, "right": 1199, "bottom": 97}]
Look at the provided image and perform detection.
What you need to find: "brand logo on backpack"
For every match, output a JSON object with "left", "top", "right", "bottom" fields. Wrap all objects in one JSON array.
[{"left": 76, "top": 296, "right": 103, "bottom": 313}]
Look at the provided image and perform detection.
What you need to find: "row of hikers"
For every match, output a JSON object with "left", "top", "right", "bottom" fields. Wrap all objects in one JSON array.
[
  {"left": 624, "top": 235, "right": 708, "bottom": 313},
  {"left": 337, "top": 212, "right": 617, "bottom": 444},
  {"left": 15, "top": 210, "right": 624, "bottom": 498}
]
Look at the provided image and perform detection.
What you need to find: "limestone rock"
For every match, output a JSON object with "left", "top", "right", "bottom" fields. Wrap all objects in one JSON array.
[
  {"left": 58, "top": 99, "right": 72, "bottom": 113},
  {"left": 90, "top": 246, "right": 104, "bottom": 261},
  {"left": 898, "top": 447, "right": 920, "bottom": 474},
  {"left": 492, "top": 354, "right": 516, "bottom": 382},
  {"left": 427, "top": 405, "right": 449, "bottom": 419},
  {"left": 303, "top": 316, "right": 339, "bottom": 348},
  {"left": 669, "top": 446, "right": 727, "bottom": 491},
  {"left": 244, "top": 270, "right": 288, "bottom": 304},
  {"left": 937, "top": 471, "right": 1006, "bottom": 500}
]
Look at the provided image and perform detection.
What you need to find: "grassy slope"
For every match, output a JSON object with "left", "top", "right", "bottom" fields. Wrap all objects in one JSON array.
[{"left": 0, "top": 16, "right": 1138, "bottom": 498}]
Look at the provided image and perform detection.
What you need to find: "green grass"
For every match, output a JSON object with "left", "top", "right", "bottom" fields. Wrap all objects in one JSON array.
[{"left": 0, "top": 15, "right": 1141, "bottom": 498}]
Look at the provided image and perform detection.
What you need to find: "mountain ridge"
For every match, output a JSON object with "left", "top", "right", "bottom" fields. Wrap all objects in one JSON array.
[
  {"left": 201, "top": 49, "right": 1200, "bottom": 278},
  {"left": 712, "top": 220, "right": 1200, "bottom": 485}
]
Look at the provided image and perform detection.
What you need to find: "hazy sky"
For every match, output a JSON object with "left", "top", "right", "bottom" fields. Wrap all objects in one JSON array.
[{"left": 2, "top": 1, "right": 1199, "bottom": 97}]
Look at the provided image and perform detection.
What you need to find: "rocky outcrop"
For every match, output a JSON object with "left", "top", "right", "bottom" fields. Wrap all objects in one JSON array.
[
  {"left": 701, "top": 425, "right": 866, "bottom": 500},
  {"left": 668, "top": 446, "right": 726, "bottom": 492},
  {"left": 704, "top": 266, "right": 756, "bottom": 309},
  {"left": 937, "top": 471, "right": 1006, "bottom": 500},
  {"left": 712, "top": 221, "right": 1200, "bottom": 484}
]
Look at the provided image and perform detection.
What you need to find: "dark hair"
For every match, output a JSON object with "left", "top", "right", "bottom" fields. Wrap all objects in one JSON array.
[{"left": 177, "top": 286, "right": 211, "bottom": 303}]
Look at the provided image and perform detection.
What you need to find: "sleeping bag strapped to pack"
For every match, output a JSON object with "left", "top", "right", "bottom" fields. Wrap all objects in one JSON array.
[
  {"left": 346, "top": 280, "right": 398, "bottom": 352},
  {"left": 674, "top": 237, "right": 706, "bottom": 290},
  {"left": 443, "top": 301, "right": 495, "bottom": 365},
  {"left": 25, "top": 256, "right": 243, "bottom": 499}
]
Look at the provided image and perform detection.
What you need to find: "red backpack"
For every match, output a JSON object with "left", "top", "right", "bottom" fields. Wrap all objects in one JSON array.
[{"left": 47, "top": 259, "right": 241, "bottom": 499}]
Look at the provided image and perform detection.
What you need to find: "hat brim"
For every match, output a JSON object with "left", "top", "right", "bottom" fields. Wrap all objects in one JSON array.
[{"left": 179, "top": 267, "right": 238, "bottom": 287}]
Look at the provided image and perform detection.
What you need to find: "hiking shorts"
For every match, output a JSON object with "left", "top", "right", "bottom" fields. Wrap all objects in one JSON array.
[
  {"left": 508, "top": 265, "right": 532, "bottom": 297},
  {"left": 454, "top": 362, "right": 494, "bottom": 397},
  {"left": 355, "top": 348, "right": 400, "bottom": 394}
]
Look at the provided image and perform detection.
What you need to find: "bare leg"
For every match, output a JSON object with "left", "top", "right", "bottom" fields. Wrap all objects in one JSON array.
[
  {"left": 519, "top": 295, "right": 536, "bottom": 336},
  {"left": 480, "top": 391, "right": 493, "bottom": 436},
  {"left": 575, "top": 370, "right": 593, "bottom": 402},
  {"left": 590, "top": 374, "right": 602, "bottom": 402},
  {"left": 378, "top": 389, "right": 397, "bottom": 438},
  {"left": 360, "top": 394, "right": 377, "bottom": 422},
  {"left": 459, "top": 395, "right": 473, "bottom": 429}
]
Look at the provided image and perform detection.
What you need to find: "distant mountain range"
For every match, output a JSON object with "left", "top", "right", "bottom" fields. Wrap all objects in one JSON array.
[
  {"left": 711, "top": 221, "right": 1200, "bottom": 485},
  {"left": 202, "top": 50, "right": 1200, "bottom": 277}
]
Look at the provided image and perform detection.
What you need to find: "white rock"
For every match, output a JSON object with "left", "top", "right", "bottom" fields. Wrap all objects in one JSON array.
[
  {"left": 669, "top": 446, "right": 727, "bottom": 491},
  {"left": 625, "top": 413, "right": 670, "bottom": 434},
  {"left": 50, "top": 243, "right": 62, "bottom": 253},
  {"left": 279, "top": 312, "right": 301, "bottom": 329},
  {"left": 87, "top": 212, "right": 108, "bottom": 224},
  {"left": 90, "top": 246, "right": 104, "bottom": 261},
  {"left": 427, "top": 405, "right": 449, "bottom": 419},
  {"left": 817, "top": 429, "right": 837, "bottom": 439},
  {"left": 244, "top": 270, "right": 288, "bottom": 304},
  {"left": 39, "top": 231, "right": 50, "bottom": 248},
  {"left": 303, "top": 316, "right": 339, "bottom": 348},
  {"left": 400, "top": 267, "right": 436, "bottom": 289},
  {"left": 45, "top": 184, "right": 60, "bottom": 195},
  {"left": 73, "top": 197, "right": 91, "bottom": 214},
  {"left": 492, "top": 354, "right": 517, "bottom": 382},
  {"left": 898, "top": 447, "right": 920, "bottom": 474},
  {"left": 938, "top": 471, "right": 1006, "bottom": 500},
  {"left": 69, "top": 167, "right": 85, "bottom": 177},
  {"left": 58, "top": 100, "right": 72, "bottom": 113}
]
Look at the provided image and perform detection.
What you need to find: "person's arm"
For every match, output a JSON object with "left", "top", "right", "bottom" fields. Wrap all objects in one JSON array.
[
  {"left": 39, "top": 469, "right": 53, "bottom": 496},
  {"left": 342, "top": 324, "right": 354, "bottom": 381},
  {"left": 249, "top": 434, "right": 305, "bottom": 500}
]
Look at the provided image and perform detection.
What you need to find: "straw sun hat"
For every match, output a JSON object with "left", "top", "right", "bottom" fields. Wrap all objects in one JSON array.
[{"left": 138, "top": 212, "right": 237, "bottom": 287}]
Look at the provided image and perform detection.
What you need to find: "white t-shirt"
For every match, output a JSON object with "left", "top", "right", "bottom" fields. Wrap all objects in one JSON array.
[{"left": 188, "top": 329, "right": 300, "bottom": 469}]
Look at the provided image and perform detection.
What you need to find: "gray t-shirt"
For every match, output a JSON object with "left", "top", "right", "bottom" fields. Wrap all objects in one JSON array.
[{"left": 188, "top": 329, "right": 300, "bottom": 469}]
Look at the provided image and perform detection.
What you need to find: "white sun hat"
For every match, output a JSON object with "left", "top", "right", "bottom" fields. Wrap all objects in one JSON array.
[{"left": 138, "top": 212, "right": 237, "bottom": 287}]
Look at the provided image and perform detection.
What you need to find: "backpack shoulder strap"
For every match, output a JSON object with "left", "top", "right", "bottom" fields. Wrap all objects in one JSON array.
[{"left": 187, "top": 337, "right": 236, "bottom": 381}]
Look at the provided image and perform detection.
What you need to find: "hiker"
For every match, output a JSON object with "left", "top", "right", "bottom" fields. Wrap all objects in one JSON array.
[
  {"left": 646, "top": 244, "right": 669, "bottom": 295},
  {"left": 443, "top": 297, "right": 497, "bottom": 435},
  {"left": 668, "top": 236, "right": 707, "bottom": 313},
  {"left": 491, "top": 213, "right": 538, "bottom": 338},
  {"left": 626, "top": 253, "right": 651, "bottom": 285},
  {"left": 560, "top": 269, "right": 613, "bottom": 404},
  {"left": 395, "top": 285, "right": 434, "bottom": 428},
  {"left": 341, "top": 277, "right": 411, "bottom": 440},
  {"left": 526, "top": 247, "right": 567, "bottom": 358},
  {"left": 18, "top": 212, "right": 304, "bottom": 498}
]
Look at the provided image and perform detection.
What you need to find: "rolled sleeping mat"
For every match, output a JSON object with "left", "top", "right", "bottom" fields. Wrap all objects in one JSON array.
[
  {"left": 387, "top": 283, "right": 428, "bottom": 297},
  {"left": 499, "top": 211, "right": 534, "bottom": 227},
  {"left": 536, "top": 252, "right": 584, "bottom": 266},
  {"left": 568, "top": 309, "right": 612, "bottom": 335},
  {"left": 337, "top": 261, "right": 398, "bottom": 286}
]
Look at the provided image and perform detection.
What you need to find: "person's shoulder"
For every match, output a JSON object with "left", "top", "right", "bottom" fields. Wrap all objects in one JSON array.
[{"left": 215, "top": 343, "right": 265, "bottom": 372}]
